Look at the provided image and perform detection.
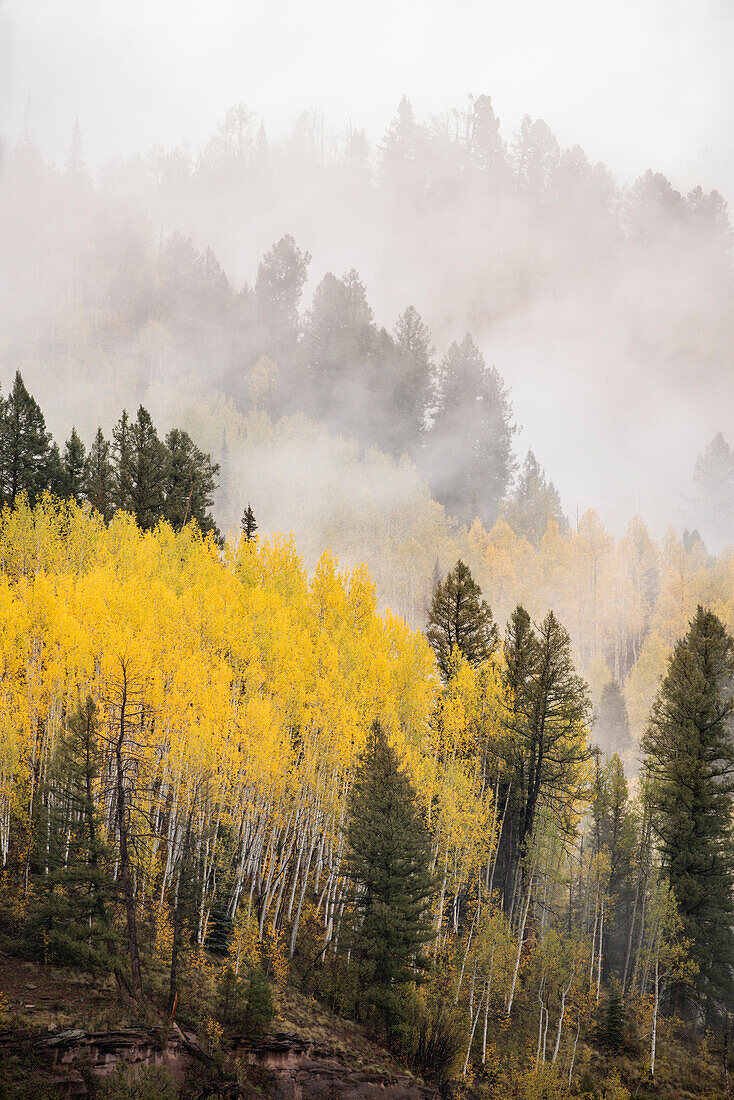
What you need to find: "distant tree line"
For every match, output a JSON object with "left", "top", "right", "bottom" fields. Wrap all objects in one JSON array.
[{"left": 0, "top": 370, "right": 220, "bottom": 536}]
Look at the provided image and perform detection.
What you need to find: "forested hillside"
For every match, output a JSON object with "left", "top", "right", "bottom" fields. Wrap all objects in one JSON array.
[
  {"left": 2, "top": 89, "right": 734, "bottom": 1099},
  {"left": 0, "top": 499, "right": 732, "bottom": 1098}
]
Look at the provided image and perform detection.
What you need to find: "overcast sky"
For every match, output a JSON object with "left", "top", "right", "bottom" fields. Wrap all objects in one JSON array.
[{"left": 2, "top": 0, "right": 733, "bottom": 198}]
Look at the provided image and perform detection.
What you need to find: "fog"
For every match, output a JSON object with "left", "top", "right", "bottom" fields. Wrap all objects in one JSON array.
[{"left": 0, "top": 2, "right": 733, "bottom": 575}]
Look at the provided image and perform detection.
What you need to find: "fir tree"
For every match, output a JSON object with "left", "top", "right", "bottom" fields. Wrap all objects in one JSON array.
[
  {"left": 129, "top": 405, "right": 166, "bottom": 530},
  {"left": 241, "top": 503, "right": 258, "bottom": 541},
  {"left": 594, "top": 680, "right": 632, "bottom": 756},
  {"left": 0, "top": 371, "right": 52, "bottom": 506},
  {"left": 111, "top": 410, "right": 135, "bottom": 515},
  {"left": 344, "top": 720, "right": 435, "bottom": 1034},
  {"left": 28, "top": 699, "right": 124, "bottom": 983},
  {"left": 642, "top": 606, "right": 734, "bottom": 1021},
  {"left": 163, "top": 427, "right": 220, "bottom": 537},
  {"left": 500, "top": 450, "right": 567, "bottom": 546},
  {"left": 61, "top": 428, "right": 86, "bottom": 504},
  {"left": 499, "top": 607, "right": 591, "bottom": 888},
  {"left": 426, "top": 560, "right": 497, "bottom": 678},
  {"left": 84, "top": 427, "right": 114, "bottom": 523}
]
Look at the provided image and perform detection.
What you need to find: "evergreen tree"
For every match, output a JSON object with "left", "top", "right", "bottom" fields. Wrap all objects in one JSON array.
[
  {"left": 0, "top": 371, "right": 52, "bottom": 506},
  {"left": 594, "top": 680, "right": 632, "bottom": 756},
  {"left": 163, "top": 427, "right": 220, "bottom": 537},
  {"left": 129, "top": 406, "right": 167, "bottom": 530},
  {"left": 344, "top": 720, "right": 435, "bottom": 1033},
  {"left": 500, "top": 450, "right": 567, "bottom": 546},
  {"left": 426, "top": 336, "right": 515, "bottom": 527},
  {"left": 111, "top": 410, "right": 135, "bottom": 515},
  {"left": 45, "top": 441, "right": 66, "bottom": 499},
  {"left": 692, "top": 432, "right": 734, "bottom": 546},
  {"left": 426, "top": 560, "right": 497, "bottom": 678},
  {"left": 499, "top": 607, "right": 591, "bottom": 885},
  {"left": 642, "top": 606, "right": 734, "bottom": 1021},
  {"left": 388, "top": 305, "right": 433, "bottom": 454},
  {"left": 28, "top": 699, "right": 123, "bottom": 982},
  {"left": 84, "top": 427, "right": 114, "bottom": 523},
  {"left": 241, "top": 503, "right": 258, "bottom": 542},
  {"left": 61, "top": 428, "right": 86, "bottom": 504}
]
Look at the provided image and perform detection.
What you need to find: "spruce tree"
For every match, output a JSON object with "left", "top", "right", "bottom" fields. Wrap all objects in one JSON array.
[
  {"left": 500, "top": 450, "right": 568, "bottom": 546},
  {"left": 344, "top": 720, "right": 435, "bottom": 1034},
  {"left": 61, "top": 428, "right": 87, "bottom": 504},
  {"left": 129, "top": 406, "right": 166, "bottom": 530},
  {"left": 426, "top": 560, "right": 497, "bottom": 678},
  {"left": 499, "top": 607, "right": 591, "bottom": 890},
  {"left": 241, "top": 503, "right": 258, "bottom": 541},
  {"left": 84, "top": 427, "right": 114, "bottom": 523},
  {"left": 163, "top": 427, "right": 220, "bottom": 537},
  {"left": 0, "top": 371, "right": 52, "bottom": 506},
  {"left": 642, "top": 606, "right": 734, "bottom": 1021},
  {"left": 594, "top": 680, "right": 632, "bottom": 756},
  {"left": 111, "top": 410, "right": 135, "bottom": 515},
  {"left": 28, "top": 699, "right": 122, "bottom": 980}
]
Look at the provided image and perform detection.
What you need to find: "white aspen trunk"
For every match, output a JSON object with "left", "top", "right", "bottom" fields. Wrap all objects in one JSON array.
[
  {"left": 589, "top": 883, "right": 599, "bottom": 989},
  {"left": 506, "top": 876, "right": 533, "bottom": 1017},
  {"left": 596, "top": 896, "right": 604, "bottom": 1004},
  {"left": 552, "top": 978, "right": 572, "bottom": 1064},
  {"left": 568, "top": 1018, "right": 581, "bottom": 1090},
  {"left": 651, "top": 948, "right": 660, "bottom": 1078},
  {"left": 289, "top": 837, "right": 316, "bottom": 957},
  {"left": 462, "top": 988, "right": 486, "bottom": 1077}
]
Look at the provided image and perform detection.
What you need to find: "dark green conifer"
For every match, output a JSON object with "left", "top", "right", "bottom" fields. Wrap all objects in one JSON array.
[
  {"left": 344, "top": 720, "right": 435, "bottom": 1034},
  {"left": 642, "top": 606, "right": 734, "bottom": 1020},
  {"left": 111, "top": 410, "right": 135, "bottom": 515},
  {"left": 129, "top": 406, "right": 166, "bottom": 530},
  {"left": 0, "top": 371, "right": 53, "bottom": 506},
  {"left": 84, "top": 427, "right": 114, "bottom": 523},
  {"left": 241, "top": 503, "right": 258, "bottom": 541},
  {"left": 426, "top": 559, "right": 497, "bottom": 678},
  {"left": 163, "top": 427, "right": 220, "bottom": 537},
  {"left": 61, "top": 427, "right": 86, "bottom": 504}
]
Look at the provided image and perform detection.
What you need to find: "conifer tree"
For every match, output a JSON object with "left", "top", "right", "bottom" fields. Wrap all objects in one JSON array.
[
  {"left": 426, "top": 560, "right": 497, "bottom": 678},
  {"left": 0, "top": 371, "right": 52, "bottom": 506},
  {"left": 642, "top": 606, "right": 734, "bottom": 1020},
  {"left": 28, "top": 699, "right": 124, "bottom": 984},
  {"left": 500, "top": 450, "right": 567, "bottom": 546},
  {"left": 499, "top": 607, "right": 591, "bottom": 889},
  {"left": 61, "top": 428, "right": 87, "bottom": 504},
  {"left": 344, "top": 720, "right": 435, "bottom": 1033},
  {"left": 129, "top": 405, "right": 166, "bottom": 530},
  {"left": 111, "top": 410, "right": 134, "bottom": 515},
  {"left": 594, "top": 680, "right": 632, "bottom": 756},
  {"left": 84, "top": 427, "right": 114, "bottom": 523},
  {"left": 241, "top": 503, "right": 258, "bottom": 541},
  {"left": 163, "top": 427, "right": 220, "bottom": 537}
]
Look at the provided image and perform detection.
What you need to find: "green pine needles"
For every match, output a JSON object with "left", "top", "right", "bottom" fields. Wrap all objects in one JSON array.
[
  {"left": 344, "top": 720, "right": 435, "bottom": 1034},
  {"left": 643, "top": 606, "right": 734, "bottom": 1023}
]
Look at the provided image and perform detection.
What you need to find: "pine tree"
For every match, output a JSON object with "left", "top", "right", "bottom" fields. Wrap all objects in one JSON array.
[
  {"left": 28, "top": 699, "right": 123, "bottom": 982},
  {"left": 426, "top": 560, "right": 497, "bottom": 678},
  {"left": 499, "top": 607, "right": 591, "bottom": 887},
  {"left": 0, "top": 371, "right": 52, "bottom": 506},
  {"left": 163, "top": 427, "right": 220, "bottom": 537},
  {"left": 241, "top": 503, "right": 258, "bottom": 542},
  {"left": 84, "top": 427, "right": 114, "bottom": 523},
  {"left": 642, "top": 606, "right": 734, "bottom": 1021},
  {"left": 344, "top": 720, "right": 435, "bottom": 1033},
  {"left": 500, "top": 450, "right": 567, "bottom": 546},
  {"left": 61, "top": 428, "right": 87, "bottom": 504},
  {"left": 111, "top": 410, "right": 135, "bottom": 515},
  {"left": 426, "top": 335, "right": 515, "bottom": 527},
  {"left": 594, "top": 680, "right": 632, "bottom": 756},
  {"left": 129, "top": 406, "right": 166, "bottom": 530}
]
